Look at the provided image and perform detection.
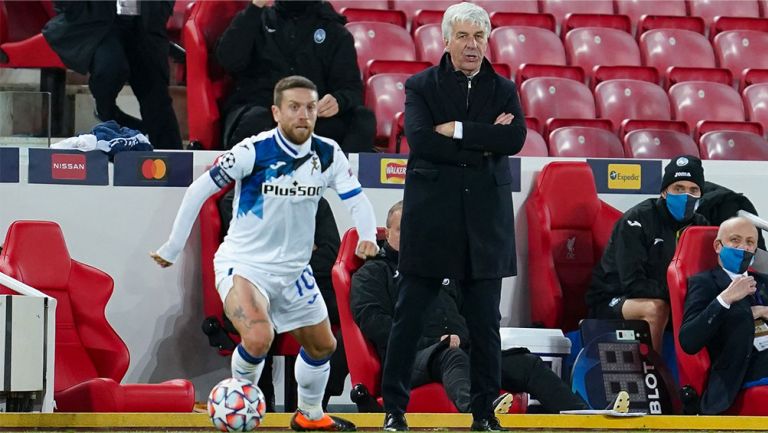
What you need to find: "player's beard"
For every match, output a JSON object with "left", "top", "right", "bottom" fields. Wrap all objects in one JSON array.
[{"left": 283, "top": 123, "right": 313, "bottom": 144}]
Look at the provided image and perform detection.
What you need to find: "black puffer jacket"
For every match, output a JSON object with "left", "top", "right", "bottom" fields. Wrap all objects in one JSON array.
[
  {"left": 350, "top": 243, "right": 469, "bottom": 365},
  {"left": 216, "top": 1, "right": 362, "bottom": 114}
]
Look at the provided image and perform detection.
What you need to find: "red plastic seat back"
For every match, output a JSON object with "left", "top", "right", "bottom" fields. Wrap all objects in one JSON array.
[
  {"left": 365, "top": 73, "right": 409, "bottom": 143},
  {"left": 548, "top": 126, "right": 625, "bottom": 157},
  {"left": 540, "top": 0, "right": 614, "bottom": 31},
  {"left": 624, "top": 129, "right": 699, "bottom": 159},
  {"left": 183, "top": 1, "right": 246, "bottom": 149},
  {"left": 616, "top": 0, "right": 686, "bottom": 36},
  {"left": 0, "top": 221, "right": 129, "bottom": 392},
  {"left": 332, "top": 228, "right": 386, "bottom": 396},
  {"left": 743, "top": 83, "right": 768, "bottom": 134},
  {"left": 490, "top": 26, "right": 566, "bottom": 78},
  {"left": 594, "top": 79, "right": 671, "bottom": 129},
  {"left": 520, "top": 77, "right": 595, "bottom": 124},
  {"left": 525, "top": 162, "right": 623, "bottom": 331},
  {"left": 640, "top": 29, "right": 716, "bottom": 79},
  {"left": 474, "top": 0, "right": 539, "bottom": 14},
  {"left": 669, "top": 81, "right": 745, "bottom": 132},
  {"left": 699, "top": 130, "right": 768, "bottom": 160},
  {"left": 667, "top": 226, "right": 718, "bottom": 394},
  {"left": 346, "top": 22, "right": 416, "bottom": 77},
  {"left": 414, "top": 23, "right": 445, "bottom": 65},
  {"left": 519, "top": 128, "right": 549, "bottom": 156},
  {"left": 714, "top": 30, "right": 768, "bottom": 81},
  {"left": 565, "top": 27, "right": 641, "bottom": 81},
  {"left": 688, "top": 0, "right": 760, "bottom": 31}
]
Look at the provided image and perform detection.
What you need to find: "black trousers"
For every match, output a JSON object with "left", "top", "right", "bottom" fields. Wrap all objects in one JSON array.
[
  {"left": 382, "top": 274, "right": 502, "bottom": 420},
  {"left": 89, "top": 17, "right": 181, "bottom": 149},
  {"left": 225, "top": 104, "right": 376, "bottom": 153}
]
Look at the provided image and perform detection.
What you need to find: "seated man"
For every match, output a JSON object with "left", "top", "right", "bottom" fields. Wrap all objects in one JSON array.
[
  {"left": 351, "top": 201, "right": 588, "bottom": 414},
  {"left": 586, "top": 155, "right": 709, "bottom": 354},
  {"left": 680, "top": 216, "right": 768, "bottom": 414}
]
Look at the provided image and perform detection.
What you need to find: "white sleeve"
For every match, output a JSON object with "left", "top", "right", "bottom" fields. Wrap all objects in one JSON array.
[
  {"left": 155, "top": 173, "right": 221, "bottom": 263},
  {"left": 156, "top": 143, "right": 256, "bottom": 263},
  {"left": 342, "top": 192, "right": 378, "bottom": 248}
]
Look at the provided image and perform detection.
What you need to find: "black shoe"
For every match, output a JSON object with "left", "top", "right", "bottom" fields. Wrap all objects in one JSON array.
[
  {"left": 470, "top": 417, "right": 507, "bottom": 432},
  {"left": 383, "top": 412, "right": 408, "bottom": 431}
]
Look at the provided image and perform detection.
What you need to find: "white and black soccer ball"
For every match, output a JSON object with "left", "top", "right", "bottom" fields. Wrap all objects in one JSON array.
[{"left": 207, "top": 378, "right": 267, "bottom": 432}]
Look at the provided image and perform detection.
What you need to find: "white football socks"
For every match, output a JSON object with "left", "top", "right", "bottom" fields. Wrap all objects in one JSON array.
[
  {"left": 295, "top": 348, "right": 331, "bottom": 420},
  {"left": 231, "top": 344, "right": 266, "bottom": 385}
]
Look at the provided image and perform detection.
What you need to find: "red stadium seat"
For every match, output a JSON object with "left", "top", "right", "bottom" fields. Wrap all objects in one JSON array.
[
  {"left": 183, "top": 0, "right": 246, "bottom": 150},
  {"left": 714, "top": 30, "right": 768, "bottom": 86},
  {"left": 668, "top": 226, "right": 768, "bottom": 415},
  {"left": 564, "top": 27, "right": 641, "bottom": 83},
  {"left": 591, "top": 65, "right": 659, "bottom": 87},
  {"left": 668, "top": 81, "right": 745, "bottom": 132},
  {"left": 516, "top": 64, "right": 585, "bottom": 89},
  {"left": 520, "top": 77, "right": 596, "bottom": 126},
  {"left": 688, "top": 0, "right": 760, "bottom": 35},
  {"left": 473, "top": 0, "right": 539, "bottom": 14},
  {"left": 329, "top": 0, "right": 388, "bottom": 10},
  {"left": 365, "top": 73, "right": 408, "bottom": 145},
  {"left": 414, "top": 23, "right": 445, "bottom": 65},
  {"left": 332, "top": 228, "right": 529, "bottom": 413},
  {"left": 519, "top": 128, "right": 549, "bottom": 156},
  {"left": 623, "top": 128, "right": 700, "bottom": 159},
  {"left": 710, "top": 16, "right": 768, "bottom": 39},
  {"left": 744, "top": 83, "right": 768, "bottom": 135},
  {"left": 540, "top": 0, "right": 615, "bottom": 33},
  {"left": 392, "top": 0, "right": 454, "bottom": 27},
  {"left": 411, "top": 9, "right": 445, "bottom": 31},
  {"left": 640, "top": 29, "right": 716, "bottom": 83},
  {"left": 0, "top": 221, "right": 195, "bottom": 412},
  {"left": 620, "top": 119, "right": 690, "bottom": 137},
  {"left": 699, "top": 130, "right": 768, "bottom": 160},
  {"left": 695, "top": 120, "right": 764, "bottom": 140},
  {"left": 525, "top": 162, "right": 623, "bottom": 331},
  {"left": 490, "top": 12, "right": 557, "bottom": 32},
  {"left": 666, "top": 66, "right": 733, "bottom": 89},
  {"left": 341, "top": 8, "right": 407, "bottom": 28},
  {"left": 387, "top": 111, "right": 409, "bottom": 154},
  {"left": 347, "top": 22, "right": 416, "bottom": 77},
  {"left": 489, "top": 26, "right": 566, "bottom": 79},
  {"left": 548, "top": 126, "right": 625, "bottom": 157},
  {"left": 594, "top": 79, "right": 671, "bottom": 132},
  {"left": 636, "top": 15, "right": 706, "bottom": 39},
  {"left": 544, "top": 117, "right": 613, "bottom": 138},
  {"left": 615, "top": 0, "right": 687, "bottom": 36},
  {"left": 365, "top": 59, "right": 430, "bottom": 81},
  {"left": 561, "top": 14, "right": 632, "bottom": 38}
]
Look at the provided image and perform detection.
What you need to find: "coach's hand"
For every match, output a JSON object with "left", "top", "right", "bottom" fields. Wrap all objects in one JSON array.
[
  {"left": 150, "top": 252, "right": 173, "bottom": 268},
  {"left": 356, "top": 240, "right": 378, "bottom": 259}
]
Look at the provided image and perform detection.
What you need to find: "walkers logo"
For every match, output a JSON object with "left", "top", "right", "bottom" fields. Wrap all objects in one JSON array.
[
  {"left": 114, "top": 151, "right": 192, "bottom": 187},
  {"left": 140, "top": 158, "right": 168, "bottom": 181},
  {"left": 607, "top": 164, "right": 641, "bottom": 190},
  {"left": 380, "top": 158, "right": 407, "bottom": 184},
  {"left": 51, "top": 154, "right": 87, "bottom": 180},
  {"left": 28, "top": 149, "right": 108, "bottom": 185}
]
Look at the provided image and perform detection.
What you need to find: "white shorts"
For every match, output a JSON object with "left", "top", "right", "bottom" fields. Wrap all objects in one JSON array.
[{"left": 215, "top": 262, "right": 328, "bottom": 333}]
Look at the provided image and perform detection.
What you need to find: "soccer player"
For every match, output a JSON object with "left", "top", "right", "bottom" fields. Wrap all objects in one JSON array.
[{"left": 151, "top": 76, "right": 377, "bottom": 431}]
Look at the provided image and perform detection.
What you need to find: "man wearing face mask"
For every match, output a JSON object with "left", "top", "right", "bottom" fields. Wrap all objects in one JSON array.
[
  {"left": 586, "top": 155, "right": 709, "bottom": 354},
  {"left": 679, "top": 216, "right": 768, "bottom": 414},
  {"left": 216, "top": 0, "right": 375, "bottom": 153}
]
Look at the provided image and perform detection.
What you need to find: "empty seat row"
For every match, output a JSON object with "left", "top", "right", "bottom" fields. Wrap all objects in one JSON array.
[{"left": 333, "top": 0, "right": 768, "bottom": 37}]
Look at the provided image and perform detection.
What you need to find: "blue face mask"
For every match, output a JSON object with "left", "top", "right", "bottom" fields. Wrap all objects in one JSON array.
[
  {"left": 719, "top": 242, "right": 755, "bottom": 274},
  {"left": 665, "top": 193, "right": 699, "bottom": 222}
]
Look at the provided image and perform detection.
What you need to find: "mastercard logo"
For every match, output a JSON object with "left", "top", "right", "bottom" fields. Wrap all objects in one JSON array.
[{"left": 140, "top": 158, "right": 168, "bottom": 180}]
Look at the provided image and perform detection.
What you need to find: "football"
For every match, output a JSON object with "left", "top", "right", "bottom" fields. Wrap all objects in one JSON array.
[{"left": 207, "top": 378, "right": 267, "bottom": 432}]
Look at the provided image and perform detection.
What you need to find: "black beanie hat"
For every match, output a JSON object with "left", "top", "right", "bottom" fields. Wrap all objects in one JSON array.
[{"left": 661, "top": 155, "right": 705, "bottom": 192}]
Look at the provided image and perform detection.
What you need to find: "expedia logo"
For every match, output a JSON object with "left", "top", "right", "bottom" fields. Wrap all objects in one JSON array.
[
  {"left": 140, "top": 158, "right": 168, "bottom": 180},
  {"left": 51, "top": 154, "right": 87, "bottom": 180},
  {"left": 262, "top": 180, "right": 322, "bottom": 197},
  {"left": 380, "top": 158, "right": 407, "bottom": 184},
  {"left": 607, "top": 163, "right": 641, "bottom": 190}
]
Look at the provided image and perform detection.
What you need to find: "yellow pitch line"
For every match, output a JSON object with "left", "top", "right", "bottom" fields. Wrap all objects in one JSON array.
[{"left": 0, "top": 412, "right": 767, "bottom": 430}]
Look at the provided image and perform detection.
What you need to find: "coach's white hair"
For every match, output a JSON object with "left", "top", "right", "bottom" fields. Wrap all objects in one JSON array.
[{"left": 441, "top": 2, "right": 491, "bottom": 43}]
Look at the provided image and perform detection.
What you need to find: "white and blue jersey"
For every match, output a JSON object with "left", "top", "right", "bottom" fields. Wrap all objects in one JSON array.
[{"left": 156, "top": 128, "right": 377, "bottom": 284}]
